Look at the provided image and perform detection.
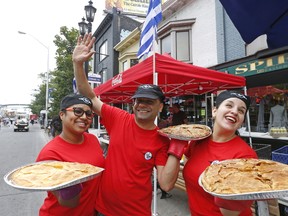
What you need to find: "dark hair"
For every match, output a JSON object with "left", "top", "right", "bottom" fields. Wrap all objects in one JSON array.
[
  {"left": 173, "top": 103, "right": 180, "bottom": 109},
  {"left": 50, "top": 116, "right": 62, "bottom": 137}
]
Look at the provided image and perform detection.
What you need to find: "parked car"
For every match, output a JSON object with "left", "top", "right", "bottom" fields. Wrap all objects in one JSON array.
[{"left": 14, "top": 118, "right": 29, "bottom": 132}]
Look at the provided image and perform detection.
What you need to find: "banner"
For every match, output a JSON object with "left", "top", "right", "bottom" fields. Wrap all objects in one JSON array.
[{"left": 105, "top": 0, "right": 167, "bottom": 16}]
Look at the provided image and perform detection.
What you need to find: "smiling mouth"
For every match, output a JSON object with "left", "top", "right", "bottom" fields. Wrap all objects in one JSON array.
[
  {"left": 137, "top": 109, "right": 149, "bottom": 113},
  {"left": 225, "top": 116, "right": 236, "bottom": 123}
]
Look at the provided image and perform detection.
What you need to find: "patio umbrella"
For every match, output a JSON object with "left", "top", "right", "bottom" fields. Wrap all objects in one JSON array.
[{"left": 219, "top": 0, "right": 288, "bottom": 49}]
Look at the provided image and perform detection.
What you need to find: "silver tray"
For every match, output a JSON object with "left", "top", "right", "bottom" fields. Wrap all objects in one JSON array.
[
  {"left": 4, "top": 161, "right": 104, "bottom": 191},
  {"left": 198, "top": 170, "right": 288, "bottom": 200},
  {"left": 158, "top": 125, "right": 212, "bottom": 141}
]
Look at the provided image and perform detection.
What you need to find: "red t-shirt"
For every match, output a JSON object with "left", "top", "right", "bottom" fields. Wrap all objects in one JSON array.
[
  {"left": 36, "top": 133, "right": 105, "bottom": 216},
  {"left": 96, "top": 104, "right": 169, "bottom": 216},
  {"left": 183, "top": 136, "right": 257, "bottom": 216}
]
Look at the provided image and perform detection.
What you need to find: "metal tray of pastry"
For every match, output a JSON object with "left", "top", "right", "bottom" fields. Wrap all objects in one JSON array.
[
  {"left": 4, "top": 161, "right": 104, "bottom": 191},
  {"left": 198, "top": 172, "right": 288, "bottom": 200},
  {"left": 158, "top": 125, "right": 212, "bottom": 141}
]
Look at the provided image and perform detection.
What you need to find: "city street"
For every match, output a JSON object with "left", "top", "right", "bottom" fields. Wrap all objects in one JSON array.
[
  {"left": 0, "top": 123, "right": 48, "bottom": 215},
  {"left": 0, "top": 124, "right": 190, "bottom": 216}
]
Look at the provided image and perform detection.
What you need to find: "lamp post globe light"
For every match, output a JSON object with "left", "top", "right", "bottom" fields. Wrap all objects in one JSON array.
[
  {"left": 78, "top": 0, "right": 96, "bottom": 77},
  {"left": 18, "top": 31, "right": 50, "bottom": 129},
  {"left": 85, "top": 0, "right": 97, "bottom": 33},
  {"left": 78, "top": 17, "right": 88, "bottom": 36}
]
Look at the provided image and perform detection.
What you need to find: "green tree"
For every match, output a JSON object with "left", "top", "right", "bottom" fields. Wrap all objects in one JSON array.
[
  {"left": 30, "top": 26, "right": 79, "bottom": 118},
  {"left": 30, "top": 73, "right": 47, "bottom": 116}
]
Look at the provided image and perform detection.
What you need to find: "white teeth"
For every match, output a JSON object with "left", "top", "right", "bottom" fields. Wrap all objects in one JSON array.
[
  {"left": 226, "top": 117, "right": 236, "bottom": 123},
  {"left": 78, "top": 122, "right": 86, "bottom": 126},
  {"left": 138, "top": 110, "right": 148, "bottom": 112}
]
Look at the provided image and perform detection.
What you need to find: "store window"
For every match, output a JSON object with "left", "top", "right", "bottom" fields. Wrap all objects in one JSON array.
[
  {"left": 160, "top": 94, "right": 213, "bottom": 127},
  {"left": 247, "top": 84, "right": 288, "bottom": 133},
  {"left": 99, "top": 40, "right": 108, "bottom": 62},
  {"left": 161, "top": 34, "right": 171, "bottom": 55},
  {"left": 123, "top": 60, "right": 128, "bottom": 71},
  {"left": 158, "top": 19, "right": 194, "bottom": 62},
  {"left": 176, "top": 31, "right": 190, "bottom": 61},
  {"left": 130, "top": 59, "right": 138, "bottom": 67}
]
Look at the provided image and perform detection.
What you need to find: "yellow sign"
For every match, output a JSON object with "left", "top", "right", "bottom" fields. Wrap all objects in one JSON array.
[{"left": 105, "top": 0, "right": 167, "bottom": 16}]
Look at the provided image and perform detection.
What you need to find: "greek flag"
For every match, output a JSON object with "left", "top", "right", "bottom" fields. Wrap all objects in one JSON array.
[{"left": 137, "top": 0, "right": 162, "bottom": 59}]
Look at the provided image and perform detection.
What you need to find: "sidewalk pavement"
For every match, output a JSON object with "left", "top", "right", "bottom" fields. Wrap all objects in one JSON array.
[{"left": 152, "top": 188, "right": 190, "bottom": 216}]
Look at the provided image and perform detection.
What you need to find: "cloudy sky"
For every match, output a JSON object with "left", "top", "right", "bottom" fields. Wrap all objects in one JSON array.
[{"left": 0, "top": 0, "right": 106, "bottom": 104}]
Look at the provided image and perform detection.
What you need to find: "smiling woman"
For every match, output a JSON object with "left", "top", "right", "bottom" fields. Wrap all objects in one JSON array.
[{"left": 35, "top": 93, "right": 105, "bottom": 216}]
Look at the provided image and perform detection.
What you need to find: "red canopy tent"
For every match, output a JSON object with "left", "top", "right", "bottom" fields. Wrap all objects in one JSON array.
[{"left": 94, "top": 53, "right": 246, "bottom": 103}]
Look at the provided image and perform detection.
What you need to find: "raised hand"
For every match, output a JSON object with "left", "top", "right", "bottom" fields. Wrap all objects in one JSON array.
[{"left": 72, "top": 33, "right": 96, "bottom": 64}]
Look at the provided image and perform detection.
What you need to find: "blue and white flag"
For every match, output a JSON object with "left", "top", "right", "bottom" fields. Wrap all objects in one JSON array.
[{"left": 137, "top": 0, "right": 162, "bottom": 59}]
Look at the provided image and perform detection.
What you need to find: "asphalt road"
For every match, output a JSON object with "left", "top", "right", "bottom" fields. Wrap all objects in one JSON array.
[{"left": 0, "top": 123, "right": 47, "bottom": 216}]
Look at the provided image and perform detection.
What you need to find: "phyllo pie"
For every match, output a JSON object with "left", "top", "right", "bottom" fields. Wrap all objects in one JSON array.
[
  {"left": 158, "top": 124, "right": 211, "bottom": 140},
  {"left": 9, "top": 161, "right": 103, "bottom": 188},
  {"left": 201, "top": 159, "right": 288, "bottom": 194}
]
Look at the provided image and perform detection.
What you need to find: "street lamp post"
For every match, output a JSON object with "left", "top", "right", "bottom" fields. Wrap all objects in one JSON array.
[
  {"left": 78, "top": 0, "right": 97, "bottom": 77},
  {"left": 84, "top": 1, "right": 96, "bottom": 33},
  {"left": 18, "top": 31, "right": 50, "bottom": 129}
]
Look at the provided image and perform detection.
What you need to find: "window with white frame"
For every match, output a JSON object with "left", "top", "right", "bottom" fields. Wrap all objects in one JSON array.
[
  {"left": 158, "top": 19, "right": 194, "bottom": 62},
  {"left": 123, "top": 60, "right": 128, "bottom": 71},
  {"left": 176, "top": 31, "right": 190, "bottom": 61},
  {"left": 99, "top": 40, "right": 108, "bottom": 62},
  {"left": 161, "top": 34, "right": 171, "bottom": 55}
]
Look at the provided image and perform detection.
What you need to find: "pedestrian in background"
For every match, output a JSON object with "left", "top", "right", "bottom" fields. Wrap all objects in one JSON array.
[
  {"left": 50, "top": 115, "right": 62, "bottom": 137},
  {"left": 172, "top": 103, "right": 188, "bottom": 126},
  {"left": 36, "top": 93, "right": 105, "bottom": 216}
]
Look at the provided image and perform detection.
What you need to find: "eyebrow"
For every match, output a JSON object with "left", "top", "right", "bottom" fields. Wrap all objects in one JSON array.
[{"left": 226, "top": 100, "right": 247, "bottom": 110}]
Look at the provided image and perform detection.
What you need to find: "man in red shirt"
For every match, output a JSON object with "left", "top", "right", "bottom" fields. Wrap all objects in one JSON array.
[{"left": 73, "top": 33, "right": 185, "bottom": 216}]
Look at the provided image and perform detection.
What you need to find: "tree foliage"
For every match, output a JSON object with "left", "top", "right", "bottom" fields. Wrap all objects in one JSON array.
[
  {"left": 30, "top": 73, "right": 47, "bottom": 116},
  {"left": 30, "top": 26, "right": 79, "bottom": 118}
]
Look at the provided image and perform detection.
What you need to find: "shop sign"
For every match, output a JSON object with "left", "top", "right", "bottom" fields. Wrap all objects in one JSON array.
[
  {"left": 88, "top": 73, "right": 102, "bottom": 84},
  {"left": 105, "top": 0, "right": 167, "bottom": 16},
  {"left": 220, "top": 53, "right": 288, "bottom": 77}
]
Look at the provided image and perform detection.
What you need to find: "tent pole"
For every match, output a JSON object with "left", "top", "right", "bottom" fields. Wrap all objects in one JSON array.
[
  {"left": 205, "top": 93, "right": 208, "bottom": 125},
  {"left": 244, "top": 87, "right": 252, "bottom": 146},
  {"left": 152, "top": 51, "right": 158, "bottom": 216},
  {"left": 211, "top": 93, "right": 214, "bottom": 128}
]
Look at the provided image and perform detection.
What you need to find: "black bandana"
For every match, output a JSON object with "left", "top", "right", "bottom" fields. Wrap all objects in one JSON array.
[
  {"left": 60, "top": 94, "right": 93, "bottom": 110},
  {"left": 216, "top": 91, "right": 250, "bottom": 110}
]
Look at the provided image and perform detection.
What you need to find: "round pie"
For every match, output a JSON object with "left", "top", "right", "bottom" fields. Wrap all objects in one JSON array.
[
  {"left": 9, "top": 161, "right": 103, "bottom": 188},
  {"left": 201, "top": 158, "right": 288, "bottom": 194},
  {"left": 158, "top": 124, "right": 212, "bottom": 140}
]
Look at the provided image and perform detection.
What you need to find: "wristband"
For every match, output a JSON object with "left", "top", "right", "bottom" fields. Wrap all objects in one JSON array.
[{"left": 58, "top": 184, "right": 83, "bottom": 200}]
